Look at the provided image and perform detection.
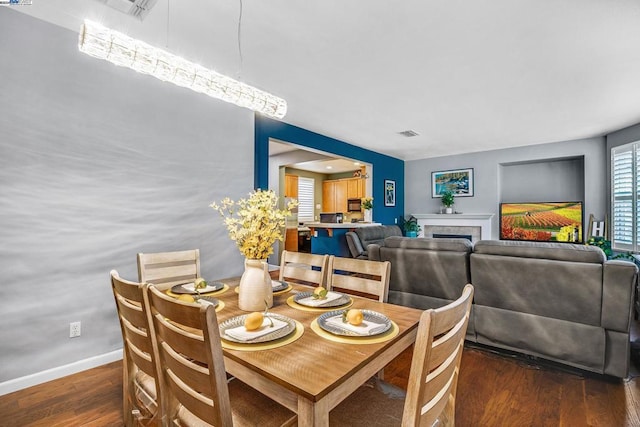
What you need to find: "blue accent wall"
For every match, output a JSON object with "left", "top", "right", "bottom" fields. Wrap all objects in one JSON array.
[{"left": 255, "top": 116, "right": 404, "bottom": 225}]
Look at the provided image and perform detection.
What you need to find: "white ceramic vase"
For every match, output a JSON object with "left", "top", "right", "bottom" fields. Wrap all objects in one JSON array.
[
  {"left": 238, "top": 258, "right": 273, "bottom": 311},
  {"left": 364, "top": 209, "right": 372, "bottom": 223},
  {"left": 445, "top": 207, "right": 453, "bottom": 214}
]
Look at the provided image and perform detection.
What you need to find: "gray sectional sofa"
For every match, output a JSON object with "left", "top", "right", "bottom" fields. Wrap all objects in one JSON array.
[{"left": 368, "top": 236, "right": 638, "bottom": 378}]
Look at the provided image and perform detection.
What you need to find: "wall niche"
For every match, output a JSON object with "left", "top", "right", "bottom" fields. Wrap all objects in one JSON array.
[{"left": 499, "top": 156, "right": 585, "bottom": 203}]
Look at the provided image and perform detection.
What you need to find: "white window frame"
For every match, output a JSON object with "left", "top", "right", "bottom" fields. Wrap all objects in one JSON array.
[
  {"left": 297, "top": 177, "right": 315, "bottom": 223},
  {"left": 611, "top": 142, "right": 638, "bottom": 252}
]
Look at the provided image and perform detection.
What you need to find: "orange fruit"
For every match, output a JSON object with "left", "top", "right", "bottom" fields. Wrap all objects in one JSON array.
[
  {"left": 177, "top": 294, "right": 195, "bottom": 303},
  {"left": 345, "top": 309, "right": 363, "bottom": 326},
  {"left": 244, "top": 312, "right": 264, "bottom": 331}
]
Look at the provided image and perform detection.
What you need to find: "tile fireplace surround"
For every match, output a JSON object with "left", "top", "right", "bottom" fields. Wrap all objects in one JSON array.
[{"left": 412, "top": 213, "right": 494, "bottom": 242}]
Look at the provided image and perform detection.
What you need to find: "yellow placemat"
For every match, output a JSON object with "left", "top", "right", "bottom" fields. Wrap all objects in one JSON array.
[
  {"left": 166, "top": 284, "right": 229, "bottom": 298},
  {"left": 233, "top": 284, "right": 293, "bottom": 296},
  {"left": 221, "top": 320, "right": 304, "bottom": 351},
  {"left": 286, "top": 295, "right": 353, "bottom": 312},
  {"left": 310, "top": 319, "right": 399, "bottom": 344}
]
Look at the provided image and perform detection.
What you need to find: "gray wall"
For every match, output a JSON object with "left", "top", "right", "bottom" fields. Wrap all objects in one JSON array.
[
  {"left": 0, "top": 9, "right": 252, "bottom": 382},
  {"left": 405, "top": 137, "right": 606, "bottom": 239},
  {"left": 500, "top": 157, "right": 584, "bottom": 203}
]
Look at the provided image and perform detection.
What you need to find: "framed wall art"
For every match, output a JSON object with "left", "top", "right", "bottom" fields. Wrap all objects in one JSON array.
[
  {"left": 432, "top": 168, "right": 474, "bottom": 197},
  {"left": 384, "top": 179, "right": 396, "bottom": 207}
]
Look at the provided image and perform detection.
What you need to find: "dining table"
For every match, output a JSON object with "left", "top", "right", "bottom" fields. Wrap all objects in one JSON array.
[{"left": 194, "top": 276, "right": 423, "bottom": 427}]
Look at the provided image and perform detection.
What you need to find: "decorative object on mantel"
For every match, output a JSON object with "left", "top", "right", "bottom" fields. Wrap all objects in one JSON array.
[
  {"left": 432, "top": 168, "right": 474, "bottom": 197},
  {"left": 440, "top": 190, "right": 455, "bottom": 214},
  {"left": 384, "top": 180, "right": 396, "bottom": 207},
  {"left": 211, "top": 190, "right": 297, "bottom": 311},
  {"left": 362, "top": 196, "right": 373, "bottom": 222},
  {"left": 403, "top": 216, "right": 421, "bottom": 238}
]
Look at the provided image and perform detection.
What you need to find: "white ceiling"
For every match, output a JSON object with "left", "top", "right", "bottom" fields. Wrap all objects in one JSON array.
[{"left": 12, "top": 0, "right": 640, "bottom": 160}]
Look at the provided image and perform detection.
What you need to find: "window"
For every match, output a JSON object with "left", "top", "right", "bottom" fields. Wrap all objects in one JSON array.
[
  {"left": 611, "top": 142, "right": 640, "bottom": 251},
  {"left": 297, "top": 177, "right": 315, "bottom": 222}
]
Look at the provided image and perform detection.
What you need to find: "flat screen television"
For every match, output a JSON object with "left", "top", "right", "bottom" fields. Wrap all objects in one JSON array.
[{"left": 499, "top": 202, "right": 583, "bottom": 243}]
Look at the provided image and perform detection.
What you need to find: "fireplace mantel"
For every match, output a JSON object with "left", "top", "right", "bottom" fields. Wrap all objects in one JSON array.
[{"left": 412, "top": 213, "right": 494, "bottom": 241}]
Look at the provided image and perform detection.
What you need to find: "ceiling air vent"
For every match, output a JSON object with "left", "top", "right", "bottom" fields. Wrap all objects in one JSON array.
[
  {"left": 96, "top": 0, "right": 159, "bottom": 20},
  {"left": 398, "top": 130, "right": 419, "bottom": 137}
]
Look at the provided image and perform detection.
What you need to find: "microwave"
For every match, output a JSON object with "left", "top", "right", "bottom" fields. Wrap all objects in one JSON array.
[{"left": 347, "top": 198, "right": 362, "bottom": 212}]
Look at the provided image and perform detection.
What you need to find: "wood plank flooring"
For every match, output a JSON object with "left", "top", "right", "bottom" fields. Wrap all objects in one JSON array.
[{"left": 1, "top": 343, "right": 639, "bottom": 427}]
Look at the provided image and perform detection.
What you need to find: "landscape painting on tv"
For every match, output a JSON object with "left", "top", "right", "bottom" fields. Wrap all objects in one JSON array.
[{"left": 500, "top": 202, "right": 583, "bottom": 243}]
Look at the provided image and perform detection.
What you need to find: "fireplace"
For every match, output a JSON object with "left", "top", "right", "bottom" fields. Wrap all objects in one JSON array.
[
  {"left": 432, "top": 233, "right": 473, "bottom": 241},
  {"left": 413, "top": 213, "right": 494, "bottom": 242}
]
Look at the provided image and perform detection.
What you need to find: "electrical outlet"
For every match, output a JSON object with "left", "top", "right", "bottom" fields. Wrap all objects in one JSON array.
[{"left": 69, "top": 321, "right": 81, "bottom": 338}]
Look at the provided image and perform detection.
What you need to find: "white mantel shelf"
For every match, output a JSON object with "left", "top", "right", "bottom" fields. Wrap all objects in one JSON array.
[
  {"left": 412, "top": 213, "right": 495, "bottom": 241},
  {"left": 413, "top": 213, "right": 495, "bottom": 220}
]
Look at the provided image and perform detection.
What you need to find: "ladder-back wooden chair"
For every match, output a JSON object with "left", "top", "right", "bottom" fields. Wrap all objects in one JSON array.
[
  {"left": 278, "top": 250, "right": 329, "bottom": 287},
  {"left": 330, "top": 284, "right": 474, "bottom": 426},
  {"left": 137, "top": 249, "right": 200, "bottom": 291},
  {"left": 327, "top": 256, "right": 391, "bottom": 302},
  {"left": 110, "top": 270, "right": 161, "bottom": 426},
  {"left": 144, "top": 285, "right": 297, "bottom": 426}
]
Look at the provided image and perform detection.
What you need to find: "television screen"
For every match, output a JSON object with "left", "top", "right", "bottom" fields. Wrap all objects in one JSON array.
[{"left": 499, "top": 202, "right": 583, "bottom": 243}]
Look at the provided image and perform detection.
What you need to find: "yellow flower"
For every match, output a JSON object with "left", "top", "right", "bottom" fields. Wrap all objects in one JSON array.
[
  {"left": 211, "top": 190, "right": 298, "bottom": 260},
  {"left": 361, "top": 196, "right": 373, "bottom": 210}
]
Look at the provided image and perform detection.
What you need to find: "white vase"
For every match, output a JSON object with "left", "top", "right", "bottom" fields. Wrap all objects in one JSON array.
[
  {"left": 364, "top": 209, "right": 372, "bottom": 223},
  {"left": 445, "top": 207, "right": 453, "bottom": 214},
  {"left": 238, "top": 258, "right": 273, "bottom": 311}
]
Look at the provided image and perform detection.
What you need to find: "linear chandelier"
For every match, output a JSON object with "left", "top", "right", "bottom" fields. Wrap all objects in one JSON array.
[{"left": 78, "top": 20, "right": 287, "bottom": 119}]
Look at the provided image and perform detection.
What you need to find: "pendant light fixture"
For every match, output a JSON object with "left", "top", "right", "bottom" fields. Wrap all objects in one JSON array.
[{"left": 78, "top": 20, "right": 287, "bottom": 118}]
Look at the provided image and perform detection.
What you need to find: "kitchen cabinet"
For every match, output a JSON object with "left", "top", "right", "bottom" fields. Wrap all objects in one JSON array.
[
  {"left": 347, "top": 178, "right": 363, "bottom": 199},
  {"left": 285, "top": 228, "right": 298, "bottom": 252},
  {"left": 322, "top": 179, "right": 350, "bottom": 213},
  {"left": 284, "top": 174, "right": 298, "bottom": 198}
]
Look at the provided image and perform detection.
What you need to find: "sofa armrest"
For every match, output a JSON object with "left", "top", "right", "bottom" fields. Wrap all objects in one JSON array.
[
  {"left": 345, "top": 231, "right": 365, "bottom": 258},
  {"left": 368, "top": 244, "right": 382, "bottom": 261},
  {"left": 602, "top": 260, "right": 638, "bottom": 332}
]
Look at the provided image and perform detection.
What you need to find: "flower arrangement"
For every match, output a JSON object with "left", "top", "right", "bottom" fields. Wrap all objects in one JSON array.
[
  {"left": 361, "top": 196, "right": 373, "bottom": 210},
  {"left": 211, "top": 189, "right": 298, "bottom": 260}
]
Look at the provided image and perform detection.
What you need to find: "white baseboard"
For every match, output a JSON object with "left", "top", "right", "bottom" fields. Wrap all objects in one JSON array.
[{"left": 0, "top": 349, "right": 123, "bottom": 396}]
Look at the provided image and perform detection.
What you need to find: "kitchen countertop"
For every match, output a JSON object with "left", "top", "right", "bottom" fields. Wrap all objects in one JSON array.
[{"left": 304, "top": 222, "right": 382, "bottom": 229}]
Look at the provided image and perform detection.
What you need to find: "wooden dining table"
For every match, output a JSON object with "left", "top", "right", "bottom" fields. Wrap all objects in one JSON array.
[{"left": 210, "top": 277, "right": 423, "bottom": 427}]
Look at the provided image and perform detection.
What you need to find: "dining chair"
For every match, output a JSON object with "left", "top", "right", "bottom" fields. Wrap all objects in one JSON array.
[
  {"left": 330, "top": 284, "right": 475, "bottom": 427},
  {"left": 278, "top": 250, "right": 329, "bottom": 287},
  {"left": 327, "top": 256, "right": 391, "bottom": 302},
  {"left": 144, "top": 284, "right": 297, "bottom": 427},
  {"left": 110, "top": 270, "right": 161, "bottom": 427},
  {"left": 137, "top": 249, "right": 200, "bottom": 291}
]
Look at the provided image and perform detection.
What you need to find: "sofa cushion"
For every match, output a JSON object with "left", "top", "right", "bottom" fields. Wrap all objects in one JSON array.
[
  {"left": 473, "top": 239, "right": 606, "bottom": 264},
  {"left": 383, "top": 236, "right": 473, "bottom": 253},
  {"left": 471, "top": 253, "right": 603, "bottom": 325}
]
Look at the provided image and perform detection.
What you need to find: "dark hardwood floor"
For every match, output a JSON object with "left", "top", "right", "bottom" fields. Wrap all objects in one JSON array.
[{"left": 2, "top": 342, "right": 639, "bottom": 427}]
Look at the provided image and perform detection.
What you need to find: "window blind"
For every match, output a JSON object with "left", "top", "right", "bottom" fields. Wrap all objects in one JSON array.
[
  {"left": 612, "top": 143, "right": 636, "bottom": 251},
  {"left": 297, "top": 177, "right": 315, "bottom": 222}
]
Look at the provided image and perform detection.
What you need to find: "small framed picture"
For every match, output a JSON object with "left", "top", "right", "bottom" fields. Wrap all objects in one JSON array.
[
  {"left": 384, "top": 179, "right": 396, "bottom": 207},
  {"left": 431, "top": 168, "right": 474, "bottom": 197}
]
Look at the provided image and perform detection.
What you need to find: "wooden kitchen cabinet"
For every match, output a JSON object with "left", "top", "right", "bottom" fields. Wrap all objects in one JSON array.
[
  {"left": 322, "top": 179, "right": 349, "bottom": 213},
  {"left": 347, "top": 178, "right": 363, "bottom": 199},
  {"left": 284, "top": 174, "right": 298, "bottom": 198},
  {"left": 285, "top": 228, "right": 298, "bottom": 252}
]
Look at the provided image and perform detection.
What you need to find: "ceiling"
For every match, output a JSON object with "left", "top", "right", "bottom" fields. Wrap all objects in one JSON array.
[{"left": 12, "top": 0, "right": 640, "bottom": 160}]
